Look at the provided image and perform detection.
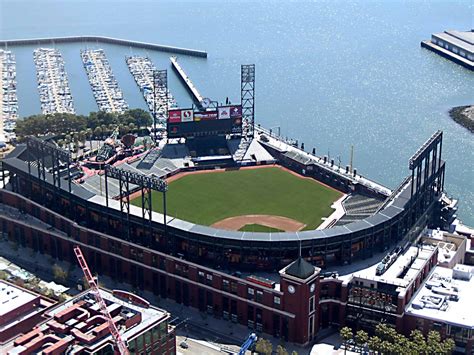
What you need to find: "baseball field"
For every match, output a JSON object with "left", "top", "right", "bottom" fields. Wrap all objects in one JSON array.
[{"left": 131, "top": 166, "right": 342, "bottom": 231}]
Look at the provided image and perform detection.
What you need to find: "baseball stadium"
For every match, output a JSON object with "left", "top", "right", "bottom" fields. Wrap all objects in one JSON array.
[
  {"left": 0, "top": 62, "right": 458, "bottom": 344},
  {"left": 0, "top": 62, "right": 452, "bottom": 271}
]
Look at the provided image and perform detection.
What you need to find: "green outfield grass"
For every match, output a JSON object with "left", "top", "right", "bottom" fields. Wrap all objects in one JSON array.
[
  {"left": 238, "top": 224, "right": 283, "bottom": 233},
  {"left": 131, "top": 167, "right": 342, "bottom": 230}
]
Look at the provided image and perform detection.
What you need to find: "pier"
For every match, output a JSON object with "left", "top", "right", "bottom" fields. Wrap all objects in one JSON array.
[
  {"left": 81, "top": 49, "right": 128, "bottom": 113},
  {"left": 0, "top": 35, "right": 207, "bottom": 58},
  {"left": 170, "top": 56, "right": 204, "bottom": 105},
  {"left": 0, "top": 49, "right": 18, "bottom": 141},
  {"left": 126, "top": 56, "right": 176, "bottom": 120},
  {"left": 34, "top": 48, "right": 75, "bottom": 114},
  {"left": 421, "top": 30, "right": 473, "bottom": 71}
]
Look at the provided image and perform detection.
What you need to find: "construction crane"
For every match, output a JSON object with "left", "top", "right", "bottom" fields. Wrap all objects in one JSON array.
[
  {"left": 74, "top": 246, "right": 129, "bottom": 355},
  {"left": 239, "top": 333, "right": 257, "bottom": 355}
]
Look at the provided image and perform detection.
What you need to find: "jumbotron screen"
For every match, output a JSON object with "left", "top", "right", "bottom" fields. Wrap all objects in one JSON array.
[{"left": 167, "top": 105, "right": 243, "bottom": 138}]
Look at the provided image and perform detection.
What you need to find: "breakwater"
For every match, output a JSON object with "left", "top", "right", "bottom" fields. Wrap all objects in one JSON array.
[
  {"left": 0, "top": 35, "right": 208, "bottom": 58},
  {"left": 449, "top": 105, "right": 474, "bottom": 133}
]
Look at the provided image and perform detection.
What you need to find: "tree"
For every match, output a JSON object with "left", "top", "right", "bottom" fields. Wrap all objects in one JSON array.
[
  {"left": 442, "top": 338, "right": 455, "bottom": 354},
  {"left": 355, "top": 330, "right": 368, "bottom": 352},
  {"left": 121, "top": 108, "right": 152, "bottom": 128},
  {"left": 340, "top": 326, "right": 353, "bottom": 354},
  {"left": 93, "top": 126, "right": 103, "bottom": 139},
  {"left": 380, "top": 340, "right": 394, "bottom": 354},
  {"left": 52, "top": 264, "right": 68, "bottom": 283},
  {"left": 362, "top": 325, "right": 456, "bottom": 355},
  {"left": 276, "top": 344, "right": 289, "bottom": 355},
  {"left": 367, "top": 335, "right": 382, "bottom": 354},
  {"left": 255, "top": 338, "right": 273, "bottom": 355}
]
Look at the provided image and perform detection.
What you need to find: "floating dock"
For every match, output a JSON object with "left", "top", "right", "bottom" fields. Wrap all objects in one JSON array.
[
  {"left": 421, "top": 30, "right": 473, "bottom": 71},
  {"left": 126, "top": 56, "right": 176, "bottom": 120},
  {"left": 0, "top": 35, "right": 207, "bottom": 58},
  {"left": 170, "top": 56, "right": 204, "bottom": 105},
  {"left": 81, "top": 49, "right": 128, "bottom": 114},
  {"left": 0, "top": 49, "right": 18, "bottom": 142},
  {"left": 34, "top": 48, "right": 75, "bottom": 115}
]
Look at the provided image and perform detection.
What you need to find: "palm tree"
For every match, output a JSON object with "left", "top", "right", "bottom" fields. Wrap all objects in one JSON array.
[{"left": 86, "top": 128, "right": 93, "bottom": 150}]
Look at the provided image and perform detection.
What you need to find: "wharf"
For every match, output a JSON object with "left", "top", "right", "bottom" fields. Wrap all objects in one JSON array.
[
  {"left": 126, "top": 56, "right": 176, "bottom": 118},
  {"left": 421, "top": 30, "right": 474, "bottom": 71},
  {"left": 0, "top": 35, "right": 207, "bottom": 58},
  {"left": 0, "top": 50, "right": 18, "bottom": 141},
  {"left": 170, "top": 56, "right": 204, "bottom": 104},
  {"left": 81, "top": 49, "right": 128, "bottom": 113},
  {"left": 34, "top": 48, "right": 75, "bottom": 114}
]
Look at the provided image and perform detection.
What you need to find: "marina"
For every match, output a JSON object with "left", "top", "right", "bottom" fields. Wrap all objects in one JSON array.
[
  {"left": 33, "top": 48, "right": 75, "bottom": 115},
  {"left": 126, "top": 56, "right": 176, "bottom": 121},
  {"left": 0, "top": 49, "right": 18, "bottom": 144},
  {"left": 81, "top": 49, "right": 128, "bottom": 113}
]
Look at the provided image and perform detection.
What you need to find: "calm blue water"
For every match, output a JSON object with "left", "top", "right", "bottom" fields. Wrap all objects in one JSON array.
[{"left": 1, "top": 0, "right": 473, "bottom": 224}]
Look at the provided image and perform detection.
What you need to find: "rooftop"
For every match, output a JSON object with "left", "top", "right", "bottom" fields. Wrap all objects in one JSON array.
[
  {"left": 4, "top": 288, "right": 170, "bottom": 354},
  {"left": 432, "top": 30, "right": 474, "bottom": 54},
  {"left": 351, "top": 245, "right": 436, "bottom": 294},
  {"left": 0, "top": 281, "right": 37, "bottom": 318},
  {"left": 285, "top": 257, "right": 318, "bottom": 280},
  {"left": 406, "top": 265, "right": 474, "bottom": 329}
]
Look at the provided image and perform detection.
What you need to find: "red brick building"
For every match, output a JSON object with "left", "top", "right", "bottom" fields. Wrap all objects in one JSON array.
[
  {"left": 1, "top": 287, "right": 175, "bottom": 354},
  {"left": 0, "top": 280, "right": 55, "bottom": 344}
]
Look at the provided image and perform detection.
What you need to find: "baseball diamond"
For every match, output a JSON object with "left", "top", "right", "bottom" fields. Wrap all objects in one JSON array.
[{"left": 131, "top": 166, "right": 343, "bottom": 230}]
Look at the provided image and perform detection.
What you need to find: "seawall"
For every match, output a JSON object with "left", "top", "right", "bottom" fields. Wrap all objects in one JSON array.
[{"left": 0, "top": 35, "right": 207, "bottom": 58}]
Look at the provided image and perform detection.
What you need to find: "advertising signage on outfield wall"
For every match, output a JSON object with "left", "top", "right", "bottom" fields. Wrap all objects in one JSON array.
[{"left": 167, "top": 105, "right": 243, "bottom": 138}]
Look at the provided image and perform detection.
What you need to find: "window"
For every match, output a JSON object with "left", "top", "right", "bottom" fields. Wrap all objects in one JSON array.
[
  {"left": 231, "top": 282, "right": 238, "bottom": 294},
  {"left": 309, "top": 296, "right": 315, "bottom": 313},
  {"left": 144, "top": 330, "right": 152, "bottom": 347},
  {"left": 136, "top": 334, "right": 144, "bottom": 350},
  {"left": 256, "top": 290, "right": 263, "bottom": 302},
  {"left": 128, "top": 339, "right": 136, "bottom": 352},
  {"left": 152, "top": 325, "right": 160, "bottom": 342},
  {"left": 274, "top": 296, "right": 281, "bottom": 305},
  {"left": 309, "top": 315, "right": 315, "bottom": 337},
  {"left": 198, "top": 271, "right": 205, "bottom": 283},
  {"left": 223, "top": 279, "right": 230, "bottom": 291},
  {"left": 248, "top": 288, "right": 254, "bottom": 295}
]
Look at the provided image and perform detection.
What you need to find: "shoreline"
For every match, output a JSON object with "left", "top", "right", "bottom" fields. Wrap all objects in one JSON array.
[{"left": 449, "top": 105, "right": 474, "bottom": 133}]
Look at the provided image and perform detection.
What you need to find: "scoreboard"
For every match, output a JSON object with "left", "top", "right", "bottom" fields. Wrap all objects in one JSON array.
[{"left": 167, "top": 105, "right": 243, "bottom": 138}]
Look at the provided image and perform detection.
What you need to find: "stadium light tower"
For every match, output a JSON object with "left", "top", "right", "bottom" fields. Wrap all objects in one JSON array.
[{"left": 241, "top": 64, "right": 255, "bottom": 138}]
